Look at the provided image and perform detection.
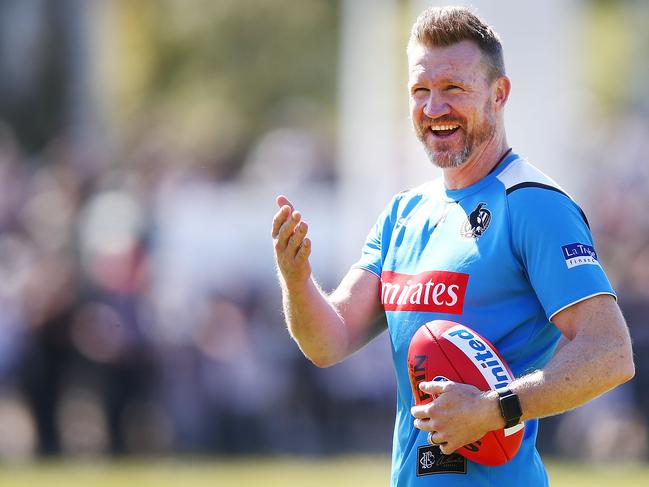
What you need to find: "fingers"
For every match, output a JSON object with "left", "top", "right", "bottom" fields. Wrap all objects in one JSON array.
[
  {"left": 439, "top": 443, "right": 455, "bottom": 455},
  {"left": 419, "top": 379, "right": 453, "bottom": 396},
  {"left": 271, "top": 195, "right": 296, "bottom": 239},
  {"left": 272, "top": 205, "right": 298, "bottom": 241},
  {"left": 287, "top": 221, "right": 309, "bottom": 257},
  {"left": 277, "top": 211, "right": 302, "bottom": 250},
  {"left": 296, "top": 237, "right": 311, "bottom": 261},
  {"left": 413, "top": 417, "right": 433, "bottom": 431},
  {"left": 272, "top": 196, "right": 310, "bottom": 260},
  {"left": 272, "top": 207, "right": 300, "bottom": 246},
  {"left": 271, "top": 205, "right": 290, "bottom": 238},
  {"left": 271, "top": 196, "right": 312, "bottom": 284},
  {"left": 427, "top": 431, "right": 446, "bottom": 447},
  {"left": 411, "top": 404, "right": 433, "bottom": 420},
  {"left": 427, "top": 429, "right": 457, "bottom": 455},
  {"left": 413, "top": 407, "right": 458, "bottom": 455},
  {"left": 425, "top": 427, "right": 456, "bottom": 455},
  {"left": 412, "top": 381, "right": 487, "bottom": 456},
  {"left": 276, "top": 194, "right": 294, "bottom": 211}
]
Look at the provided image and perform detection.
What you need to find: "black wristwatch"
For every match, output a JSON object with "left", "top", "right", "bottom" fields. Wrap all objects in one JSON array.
[{"left": 497, "top": 388, "right": 523, "bottom": 429}]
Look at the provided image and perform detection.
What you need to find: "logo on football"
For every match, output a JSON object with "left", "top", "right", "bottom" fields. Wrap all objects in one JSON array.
[{"left": 407, "top": 320, "right": 525, "bottom": 466}]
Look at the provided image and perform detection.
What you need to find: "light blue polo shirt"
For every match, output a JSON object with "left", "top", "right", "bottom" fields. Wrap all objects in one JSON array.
[{"left": 353, "top": 152, "right": 615, "bottom": 486}]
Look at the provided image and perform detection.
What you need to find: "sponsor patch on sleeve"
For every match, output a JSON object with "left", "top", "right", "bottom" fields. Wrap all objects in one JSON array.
[{"left": 561, "top": 243, "right": 600, "bottom": 269}]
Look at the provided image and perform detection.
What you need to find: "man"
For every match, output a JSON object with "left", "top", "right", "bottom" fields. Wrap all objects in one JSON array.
[{"left": 271, "top": 6, "right": 634, "bottom": 486}]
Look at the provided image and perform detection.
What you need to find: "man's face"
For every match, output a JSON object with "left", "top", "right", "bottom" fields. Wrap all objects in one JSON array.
[{"left": 408, "top": 40, "right": 500, "bottom": 168}]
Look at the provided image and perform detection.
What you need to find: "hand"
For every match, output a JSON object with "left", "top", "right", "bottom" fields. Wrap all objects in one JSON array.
[
  {"left": 272, "top": 195, "right": 312, "bottom": 287},
  {"left": 410, "top": 380, "right": 503, "bottom": 455}
]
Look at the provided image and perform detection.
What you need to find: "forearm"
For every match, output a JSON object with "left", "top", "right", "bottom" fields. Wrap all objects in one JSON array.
[
  {"left": 477, "top": 297, "right": 634, "bottom": 434},
  {"left": 413, "top": 325, "right": 634, "bottom": 456},
  {"left": 281, "top": 276, "right": 349, "bottom": 367},
  {"left": 511, "top": 329, "right": 634, "bottom": 422}
]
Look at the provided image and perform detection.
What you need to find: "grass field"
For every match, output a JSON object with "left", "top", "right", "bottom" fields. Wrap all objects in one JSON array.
[{"left": 0, "top": 457, "right": 648, "bottom": 486}]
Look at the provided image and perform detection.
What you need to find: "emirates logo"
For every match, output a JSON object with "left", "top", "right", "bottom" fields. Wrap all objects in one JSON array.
[{"left": 380, "top": 270, "right": 469, "bottom": 314}]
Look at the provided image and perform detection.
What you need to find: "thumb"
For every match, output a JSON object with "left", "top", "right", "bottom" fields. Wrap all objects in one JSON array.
[{"left": 276, "top": 194, "right": 294, "bottom": 211}]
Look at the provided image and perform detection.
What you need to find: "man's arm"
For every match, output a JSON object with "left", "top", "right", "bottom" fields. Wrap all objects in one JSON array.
[
  {"left": 508, "top": 294, "right": 634, "bottom": 420},
  {"left": 412, "top": 294, "right": 634, "bottom": 454},
  {"left": 272, "top": 195, "right": 385, "bottom": 367}
]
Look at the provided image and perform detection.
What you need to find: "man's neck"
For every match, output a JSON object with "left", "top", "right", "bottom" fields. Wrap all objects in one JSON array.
[{"left": 442, "top": 135, "right": 510, "bottom": 190}]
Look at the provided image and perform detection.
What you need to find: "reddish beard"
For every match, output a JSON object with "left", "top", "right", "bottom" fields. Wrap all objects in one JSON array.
[{"left": 416, "top": 100, "right": 496, "bottom": 169}]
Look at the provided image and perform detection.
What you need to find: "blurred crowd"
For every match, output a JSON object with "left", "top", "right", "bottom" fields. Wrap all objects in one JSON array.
[
  {"left": 0, "top": 121, "right": 398, "bottom": 461},
  {"left": 0, "top": 0, "right": 647, "bottom": 466},
  {"left": 0, "top": 108, "right": 648, "bottom": 462},
  {"left": 569, "top": 110, "right": 649, "bottom": 461}
]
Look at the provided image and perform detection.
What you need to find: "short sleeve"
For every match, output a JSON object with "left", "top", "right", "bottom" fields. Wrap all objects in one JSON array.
[
  {"left": 508, "top": 188, "right": 615, "bottom": 320},
  {"left": 351, "top": 195, "right": 400, "bottom": 278}
]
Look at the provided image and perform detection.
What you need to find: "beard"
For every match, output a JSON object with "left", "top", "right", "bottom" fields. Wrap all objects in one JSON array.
[{"left": 416, "top": 101, "right": 496, "bottom": 169}]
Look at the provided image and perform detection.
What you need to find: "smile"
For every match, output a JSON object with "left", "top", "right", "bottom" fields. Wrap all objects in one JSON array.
[{"left": 429, "top": 124, "right": 461, "bottom": 138}]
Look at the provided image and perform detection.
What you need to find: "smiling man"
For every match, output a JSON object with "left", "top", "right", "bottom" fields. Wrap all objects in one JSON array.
[{"left": 271, "top": 6, "right": 634, "bottom": 486}]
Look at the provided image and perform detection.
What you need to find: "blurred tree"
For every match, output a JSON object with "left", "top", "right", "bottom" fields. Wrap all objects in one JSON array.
[
  {"left": 0, "top": 0, "right": 339, "bottom": 171},
  {"left": 96, "top": 0, "right": 339, "bottom": 175},
  {"left": 583, "top": 0, "right": 649, "bottom": 114}
]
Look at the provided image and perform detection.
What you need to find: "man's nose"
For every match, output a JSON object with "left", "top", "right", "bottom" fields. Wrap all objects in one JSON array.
[{"left": 423, "top": 94, "right": 450, "bottom": 119}]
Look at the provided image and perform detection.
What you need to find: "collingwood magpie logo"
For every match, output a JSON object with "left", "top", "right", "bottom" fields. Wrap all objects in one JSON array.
[{"left": 460, "top": 202, "right": 491, "bottom": 239}]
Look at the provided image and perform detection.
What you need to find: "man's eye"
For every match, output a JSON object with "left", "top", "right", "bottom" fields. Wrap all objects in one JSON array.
[
  {"left": 446, "top": 85, "right": 463, "bottom": 92},
  {"left": 413, "top": 87, "right": 429, "bottom": 95}
]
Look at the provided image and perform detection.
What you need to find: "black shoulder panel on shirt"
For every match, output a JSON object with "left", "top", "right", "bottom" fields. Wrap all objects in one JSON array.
[
  {"left": 505, "top": 181, "right": 566, "bottom": 197},
  {"left": 505, "top": 181, "right": 590, "bottom": 229}
]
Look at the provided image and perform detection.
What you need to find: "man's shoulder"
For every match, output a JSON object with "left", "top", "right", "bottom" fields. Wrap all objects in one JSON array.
[
  {"left": 496, "top": 156, "right": 570, "bottom": 198},
  {"left": 496, "top": 157, "right": 590, "bottom": 228}
]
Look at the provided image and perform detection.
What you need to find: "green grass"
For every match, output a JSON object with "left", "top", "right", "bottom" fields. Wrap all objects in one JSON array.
[
  {"left": 0, "top": 457, "right": 647, "bottom": 486},
  {"left": 546, "top": 459, "right": 649, "bottom": 487}
]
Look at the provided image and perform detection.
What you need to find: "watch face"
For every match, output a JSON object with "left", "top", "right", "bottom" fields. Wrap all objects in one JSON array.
[{"left": 500, "top": 392, "right": 522, "bottom": 427}]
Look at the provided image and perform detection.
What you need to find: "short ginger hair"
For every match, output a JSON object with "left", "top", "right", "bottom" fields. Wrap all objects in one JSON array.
[{"left": 408, "top": 6, "right": 506, "bottom": 81}]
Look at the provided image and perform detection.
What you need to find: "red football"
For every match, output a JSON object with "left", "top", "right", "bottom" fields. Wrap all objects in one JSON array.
[{"left": 407, "top": 320, "right": 524, "bottom": 466}]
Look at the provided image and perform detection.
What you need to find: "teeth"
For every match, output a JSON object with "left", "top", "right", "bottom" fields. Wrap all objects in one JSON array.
[{"left": 431, "top": 124, "right": 459, "bottom": 131}]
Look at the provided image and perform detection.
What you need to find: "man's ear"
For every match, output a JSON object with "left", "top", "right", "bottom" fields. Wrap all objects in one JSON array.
[{"left": 493, "top": 76, "right": 511, "bottom": 110}]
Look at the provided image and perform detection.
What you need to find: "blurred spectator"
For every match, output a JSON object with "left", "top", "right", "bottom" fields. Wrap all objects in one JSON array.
[{"left": 0, "top": 0, "right": 646, "bottom": 464}]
